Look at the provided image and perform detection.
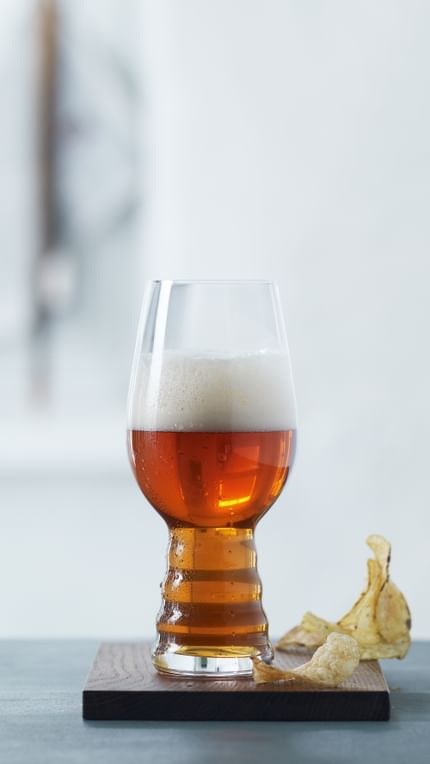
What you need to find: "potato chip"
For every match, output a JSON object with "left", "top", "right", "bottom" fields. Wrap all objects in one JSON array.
[
  {"left": 276, "top": 535, "right": 411, "bottom": 660},
  {"left": 253, "top": 632, "right": 360, "bottom": 686}
]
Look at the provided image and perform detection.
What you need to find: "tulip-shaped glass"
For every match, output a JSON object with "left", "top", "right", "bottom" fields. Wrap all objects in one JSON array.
[{"left": 127, "top": 280, "right": 297, "bottom": 676}]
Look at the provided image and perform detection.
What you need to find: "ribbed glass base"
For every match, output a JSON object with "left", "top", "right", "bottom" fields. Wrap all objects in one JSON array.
[{"left": 153, "top": 526, "right": 272, "bottom": 677}]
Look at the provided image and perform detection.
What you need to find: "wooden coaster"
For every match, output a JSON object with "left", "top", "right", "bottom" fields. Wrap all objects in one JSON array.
[{"left": 82, "top": 642, "right": 390, "bottom": 721}]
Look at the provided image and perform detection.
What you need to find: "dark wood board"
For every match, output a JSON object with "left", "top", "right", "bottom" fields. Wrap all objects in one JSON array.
[{"left": 82, "top": 642, "right": 390, "bottom": 722}]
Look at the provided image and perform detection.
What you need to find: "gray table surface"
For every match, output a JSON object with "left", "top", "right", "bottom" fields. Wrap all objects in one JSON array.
[{"left": 0, "top": 640, "right": 429, "bottom": 764}]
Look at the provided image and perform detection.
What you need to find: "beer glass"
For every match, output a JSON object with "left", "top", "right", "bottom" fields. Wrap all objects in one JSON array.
[{"left": 127, "top": 280, "right": 297, "bottom": 676}]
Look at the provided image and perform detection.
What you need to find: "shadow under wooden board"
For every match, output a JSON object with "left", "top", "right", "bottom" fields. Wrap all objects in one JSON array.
[{"left": 82, "top": 643, "right": 390, "bottom": 722}]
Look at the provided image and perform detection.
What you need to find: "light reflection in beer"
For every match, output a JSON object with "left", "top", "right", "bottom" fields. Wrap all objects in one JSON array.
[{"left": 218, "top": 494, "right": 253, "bottom": 508}]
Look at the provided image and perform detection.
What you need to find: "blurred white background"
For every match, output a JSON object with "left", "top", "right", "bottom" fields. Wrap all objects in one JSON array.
[{"left": 1, "top": 0, "right": 429, "bottom": 639}]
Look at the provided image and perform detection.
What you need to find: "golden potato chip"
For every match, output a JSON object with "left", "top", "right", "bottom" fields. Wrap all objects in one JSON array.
[
  {"left": 276, "top": 535, "right": 411, "bottom": 660},
  {"left": 253, "top": 633, "right": 360, "bottom": 686}
]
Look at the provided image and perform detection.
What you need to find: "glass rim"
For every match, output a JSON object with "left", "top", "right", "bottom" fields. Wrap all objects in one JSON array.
[{"left": 148, "top": 279, "right": 276, "bottom": 286}]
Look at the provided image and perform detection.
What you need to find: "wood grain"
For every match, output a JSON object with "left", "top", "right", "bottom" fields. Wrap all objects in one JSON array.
[{"left": 82, "top": 643, "right": 390, "bottom": 721}]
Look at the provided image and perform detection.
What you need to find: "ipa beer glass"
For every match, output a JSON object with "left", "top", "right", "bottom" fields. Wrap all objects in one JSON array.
[{"left": 127, "top": 280, "right": 297, "bottom": 676}]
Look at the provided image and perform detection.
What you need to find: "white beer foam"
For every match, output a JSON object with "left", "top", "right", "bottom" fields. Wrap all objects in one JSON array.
[{"left": 129, "top": 350, "right": 297, "bottom": 431}]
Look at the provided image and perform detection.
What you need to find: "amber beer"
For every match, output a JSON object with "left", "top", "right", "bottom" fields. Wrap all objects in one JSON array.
[
  {"left": 128, "top": 427, "right": 296, "bottom": 664},
  {"left": 129, "top": 430, "right": 295, "bottom": 527}
]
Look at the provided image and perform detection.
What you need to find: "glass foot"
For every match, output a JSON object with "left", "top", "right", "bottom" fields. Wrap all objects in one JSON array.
[{"left": 152, "top": 644, "right": 273, "bottom": 677}]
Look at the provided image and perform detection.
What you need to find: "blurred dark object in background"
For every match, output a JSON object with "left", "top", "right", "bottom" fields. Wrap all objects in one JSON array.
[{"left": 1, "top": 0, "right": 141, "bottom": 474}]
